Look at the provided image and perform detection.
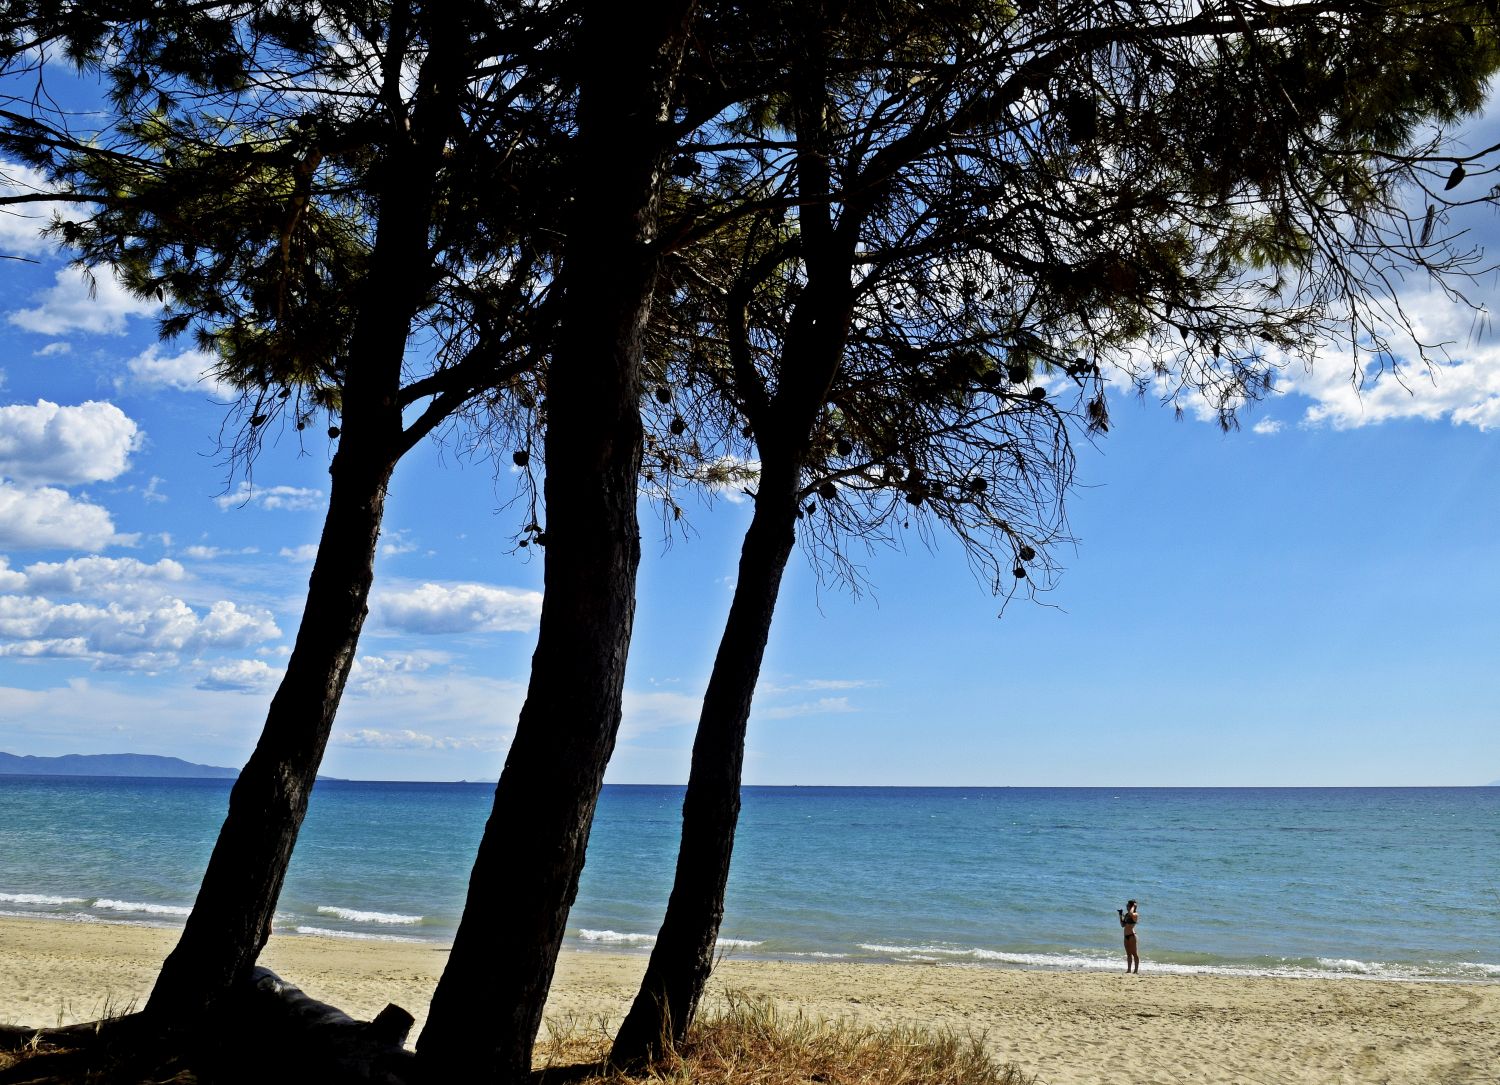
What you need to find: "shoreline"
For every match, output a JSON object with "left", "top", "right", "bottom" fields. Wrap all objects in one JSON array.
[
  {"left": 4, "top": 908, "right": 1495, "bottom": 986},
  {"left": 1, "top": 916, "right": 1495, "bottom": 1083}
]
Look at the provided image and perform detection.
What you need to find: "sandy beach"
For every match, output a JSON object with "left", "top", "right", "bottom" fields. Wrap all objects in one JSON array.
[{"left": 0, "top": 917, "right": 1493, "bottom": 1084}]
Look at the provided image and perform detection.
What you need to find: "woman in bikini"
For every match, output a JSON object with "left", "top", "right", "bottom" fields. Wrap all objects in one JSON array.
[{"left": 1118, "top": 899, "right": 1139, "bottom": 972}]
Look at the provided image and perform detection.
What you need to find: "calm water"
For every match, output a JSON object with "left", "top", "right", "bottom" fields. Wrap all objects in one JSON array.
[{"left": 1, "top": 779, "right": 1496, "bottom": 981}]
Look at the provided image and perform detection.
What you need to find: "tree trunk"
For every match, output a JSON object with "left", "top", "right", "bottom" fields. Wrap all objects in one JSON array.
[
  {"left": 144, "top": 9, "right": 462, "bottom": 1021},
  {"left": 612, "top": 46, "right": 857, "bottom": 1057},
  {"left": 415, "top": 4, "right": 696, "bottom": 1081},
  {"left": 609, "top": 452, "right": 801, "bottom": 1063},
  {"left": 145, "top": 428, "right": 400, "bottom": 1021}
]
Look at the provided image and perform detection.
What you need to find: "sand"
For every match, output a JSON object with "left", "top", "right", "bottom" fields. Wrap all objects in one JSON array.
[{"left": 0, "top": 917, "right": 1494, "bottom": 1084}]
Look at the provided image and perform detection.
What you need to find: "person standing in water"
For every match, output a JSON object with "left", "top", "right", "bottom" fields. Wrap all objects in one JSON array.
[{"left": 1118, "top": 899, "right": 1140, "bottom": 973}]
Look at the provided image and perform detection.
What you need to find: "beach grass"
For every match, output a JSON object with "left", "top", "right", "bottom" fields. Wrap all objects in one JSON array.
[{"left": 539, "top": 993, "right": 1033, "bottom": 1085}]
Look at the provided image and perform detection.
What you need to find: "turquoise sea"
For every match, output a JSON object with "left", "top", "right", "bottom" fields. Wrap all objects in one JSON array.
[{"left": 1, "top": 779, "right": 1495, "bottom": 981}]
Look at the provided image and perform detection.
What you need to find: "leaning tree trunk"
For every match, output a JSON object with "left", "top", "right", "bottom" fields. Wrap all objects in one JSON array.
[
  {"left": 610, "top": 39, "right": 859, "bottom": 1060},
  {"left": 145, "top": 421, "right": 401, "bottom": 1021},
  {"left": 415, "top": 4, "right": 696, "bottom": 1081},
  {"left": 145, "top": 10, "right": 464, "bottom": 1021},
  {"left": 609, "top": 451, "right": 802, "bottom": 1063}
]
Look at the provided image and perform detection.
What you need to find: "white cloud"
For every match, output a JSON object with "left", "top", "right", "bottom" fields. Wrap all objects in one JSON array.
[
  {"left": 180, "top": 545, "right": 258, "bottom": 560},
  {"left": 11, "top": 556, "right": 186, "bottom": 603},
  {"left": 214, "top": 481, "right": 324, "bottom": 511},
  {"left": 380, "top": 531, "right": 417, "bottom": 557},
  {"left": 125, "top": 344, "right": 234, "bottom": 398},
  {"left": 0, "top": 399, "right": 140, "bottom": 485},
  {"left": 759, "top": 696, "right": 856, "bottom": 720},
  {"left": 332, "top": 728, "right": 502, "bottom": 752},
  {"left": 34, "top": 342, "right": 71, "bottom": 357},
  {"left": 279, "top": 544, "right": 319, "bottom": 561},
  {"left": 8, "top": 267, "right": 158, "bottom": 336},
  {"left": 1251, "top": 418, "right": 1283, "bottom": 435},
  {"left": 0, "top": 481, "right": 129, "bottom": 550},
  {"left": 0, "top": 594, "right": 280, "bottom": 670},
  {"left": 378, "top": 581, "right": 542, "bottom": 635},
  {"left": 141, "top": 476, "right": 166, "bottom": 503},
  {"left": 1288, "top": 335, "right": 1500, "bottom": 431},
  {"left": 760, "top": 677, "right": 874, "bottom": 694},
  {"left": 196, "top": 658, "right": 281, "bottom": 692},
  {"left": 619, "top": 689, "right": 702, "bottom": 740},
  {"left": 0, "top": 161, "right": 84, "bottom": 256},
  {"left": 0, "top": 678, "right": 264, "bottom": 765},
  {"left": 346, "top": 651, "right": 445, "bottom": 696}
]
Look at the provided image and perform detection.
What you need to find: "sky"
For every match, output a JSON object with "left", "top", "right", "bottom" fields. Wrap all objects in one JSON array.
[{"left": 1, "top": 86, "right": 1498, "bottom": 788}]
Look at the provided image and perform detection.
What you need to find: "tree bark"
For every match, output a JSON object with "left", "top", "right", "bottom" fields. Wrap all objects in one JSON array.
[
  {"left": 415, "top": 4, "right": 696, "bottom": 1081},
  {"left": 612, "top": 43, "right": 858, "bottom": 1059},
  {"left": 144, "top": 430, "right": 399, "bottom": 1021},
  {"left": 609, "top": 450, "right": 801, "bottom": 1062},
  {"left": 144, "top": 9, "right": 462, "bottom": 1021}
]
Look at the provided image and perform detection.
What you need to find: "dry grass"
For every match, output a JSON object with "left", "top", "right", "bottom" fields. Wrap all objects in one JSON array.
[{"left": 537, "top": 992, "right": 1033, "bottom": 1085}]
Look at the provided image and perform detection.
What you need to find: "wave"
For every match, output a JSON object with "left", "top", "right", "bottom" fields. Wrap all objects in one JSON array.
[
  {"left": 92, "top": 899, "right": 192, "bottom": 917},
  {"left": 315, "top": 905, "right": 423, "bottom": 925},
  {"left": 292, "top": 926, "right": 425, "bottom": 944},
  {"left": 851, "top": 943, "right": 1500, "bottom": 981},
  {"left": 575, "top": 929, "right": 764, "bottom": 950},
  {"left": 578, "top": 928, "right": 657, "bottom": 945},
  {"left": 0, "top": 892, "right": 86, "bottom": 905}
]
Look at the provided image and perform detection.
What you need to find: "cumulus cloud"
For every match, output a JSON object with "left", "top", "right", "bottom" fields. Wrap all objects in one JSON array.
[
  {"left": 346, "top": 651, "right": 445, "bottom": 696},
  {"left": 1165, "top": 289, "right": 1500, "bottom": 434},
  {"left": 377, "top": 581, "right": 542, "bottom": 635},
  {"left": 214, "top": 481, "right": 324, "bottom": 511},
  {"left": 278, "top": 544, "right": 319, "bottom": 561},
  {"left": 10, "top": 556, "right": 186, "bottom": 602},
  {"left": 0, "top": 595, "right": 280, "bottom": 670},
  {"left": 0, "top": 399, "right": 140, "bottom": 485},
  {"left": 0, "top": 482, "right": 129, "bottom": 550},
  {"left": 1287, "top": 329, "right": 1500, "bottom": 431},
  {"left": 196, "top": 658, "right": 281, "bottom": 692},
  {"left": 7, "top": 267, "right": 158, "bottom": 336},
  {"left": 124, "top": 344, "right": 234, "bottom": 398}
]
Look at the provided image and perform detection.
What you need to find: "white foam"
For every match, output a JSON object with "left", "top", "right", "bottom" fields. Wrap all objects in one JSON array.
[
  {"left": 292, "top": 926, "right": 424, "bottom": 944},
  {"left": 0, "top": 908, "right": 98, "bottom": 923},
  {"left": 93, "top": 899, "right": 192, "bottom": 917},
  {"left": 1316, "top": 957, "right": 1377, "bottom": 974},
  {"left": 1456, "top": 961, "right": 1500, "bottom": 977},
  {"left": 0, "top": 892, "right": 86, "bottom": 905},
  {"left": 315, "top": 905, "right": 423, "bottom": 925},
  {"left": 578, "top": 928, "right": 657, "bottom": 945},
  {"left": 716, "top": 936, "right": 765, "bottom": 948}
]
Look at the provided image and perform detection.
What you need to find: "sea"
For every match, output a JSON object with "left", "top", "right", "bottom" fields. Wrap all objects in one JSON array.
[{"left": 1, "top": 779, "right": 1496, "bottom": 983}]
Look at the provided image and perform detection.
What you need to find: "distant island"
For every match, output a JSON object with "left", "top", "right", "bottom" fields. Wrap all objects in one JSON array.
[{"left": 0, "top": 751, "right": 238, "bottom": 778}]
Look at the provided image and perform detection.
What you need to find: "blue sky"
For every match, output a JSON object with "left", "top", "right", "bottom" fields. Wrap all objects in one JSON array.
[{"left": 2, "top": 106, "right": 1498, "bottom": 787}]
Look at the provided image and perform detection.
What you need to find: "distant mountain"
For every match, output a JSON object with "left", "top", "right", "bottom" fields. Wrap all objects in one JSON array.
[{"left": 0, "top": 751, "right": 238, "bottom": 778}]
